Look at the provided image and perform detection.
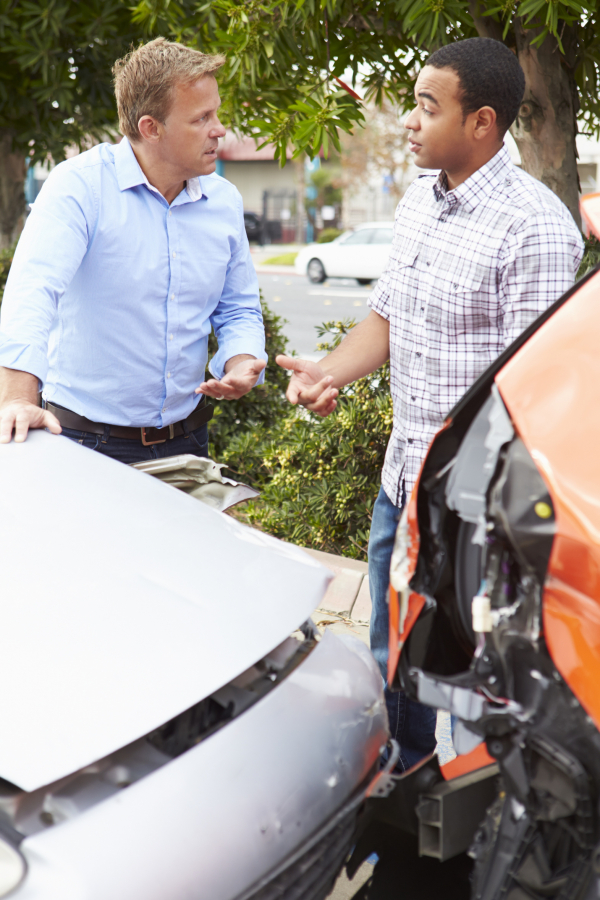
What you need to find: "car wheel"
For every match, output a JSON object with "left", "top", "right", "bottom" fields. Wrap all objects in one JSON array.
[
  {"left": 307, "top": 258, "right": 326, "bottom": 284},
  {"left": 356, "top": 278, "right": 372, "bottom": 286}
]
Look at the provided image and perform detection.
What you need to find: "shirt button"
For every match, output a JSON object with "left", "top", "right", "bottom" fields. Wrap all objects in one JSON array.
[
  {"left": 171, "top": 293, "right": 175, "bottom": 300},
  {"left": 169, "top": 334, "right": 174, "bottom": 341},
  {"left": 172, "top": 251, "right": 176, "bottom": 258},
  {"left": 168, "top": 211, "right": 172, "bottom": 217},
  {"left": 167, "top": 372, "right": 171, "bottom": 378},
  {"left": 408, "top": 438, "right": 414, "bottom": 444},
  {"left": 453, "top": 283, "right": 458, "bottom": 290},
  {"left": 426, "top": 261, "right": 430, "bottom": 267},
  {"left": 505, "top": 177, "right": 512, "bottom": 186},
  {"left": 411, "top": 396, "right": 416, "bottom": 401},
  {"left": 416, "top": 352, "right": 421, "bottom": 357},
  {"left": 421, "top": 307, "right": 425, "bottom": 312},
  {"left": 162, "top": 407, "right": 168, "bottom": 413}
]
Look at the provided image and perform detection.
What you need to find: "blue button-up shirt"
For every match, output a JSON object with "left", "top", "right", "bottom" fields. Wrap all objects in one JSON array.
[{"left": 0, "top": 138, "right": 266, "bottom": 427}]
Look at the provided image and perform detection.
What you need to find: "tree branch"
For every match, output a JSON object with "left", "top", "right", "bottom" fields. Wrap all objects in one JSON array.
[{"left": 468, "top": 1, "right": 504, "bottom": 42}]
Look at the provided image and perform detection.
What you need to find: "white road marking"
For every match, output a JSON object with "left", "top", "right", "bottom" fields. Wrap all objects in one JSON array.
[{"left": 309, "top": 289, "right": 371, "bottom": 298}]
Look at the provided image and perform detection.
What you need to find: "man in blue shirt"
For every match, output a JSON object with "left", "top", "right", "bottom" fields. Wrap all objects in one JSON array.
[{"left": 0, "top": 38, "right": 267, "bottom": 462}]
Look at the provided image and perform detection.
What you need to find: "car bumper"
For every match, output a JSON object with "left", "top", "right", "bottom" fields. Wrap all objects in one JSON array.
[{"left": 15, "top": 630, "right": 387, "bottom": 900}]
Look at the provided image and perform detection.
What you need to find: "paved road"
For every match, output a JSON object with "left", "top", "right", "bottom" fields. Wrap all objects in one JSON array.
[{"left": 257, "top": 271, "right": 372, "bottom": 359}]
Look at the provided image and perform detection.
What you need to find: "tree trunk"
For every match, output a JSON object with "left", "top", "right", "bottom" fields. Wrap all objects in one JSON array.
[
  {"left": 511, "top": 20, "right": 580, "bottom": 228},
  {"left": 468, "top": 4, "right": 581, "bottom": 228},
  {"left": 0, "top": 131, "right": 25, "bottom": 250}
]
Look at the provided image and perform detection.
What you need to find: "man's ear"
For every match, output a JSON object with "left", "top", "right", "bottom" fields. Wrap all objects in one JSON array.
[
  {"left": 137, "top": 115, "right": 163, "bottom": 143},
  {"left": 471, "top": 106, "right": 498, "bottom": 142}
]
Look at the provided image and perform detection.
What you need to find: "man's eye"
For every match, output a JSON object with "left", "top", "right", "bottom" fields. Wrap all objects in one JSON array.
[{"left": 423, "top": 108, "right": 433, "bottom": 116}]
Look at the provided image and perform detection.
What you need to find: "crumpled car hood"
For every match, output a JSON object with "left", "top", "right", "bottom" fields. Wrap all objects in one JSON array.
[{"left": 0, "top": 431, "right": 331, "bottom": 791}]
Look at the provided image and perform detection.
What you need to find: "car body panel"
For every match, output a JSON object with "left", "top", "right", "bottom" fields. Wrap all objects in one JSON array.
[
  {"left": 0, "top": 431, "right": 332, "bottom": 791},
  {"left": 16, "top": 630, "right": 387, "bottom": 900},
  {"left": 294, "top": 222, "right": 394, "bottom": 280},
  {"left": 495, "top": 268, "right": 600, "bottom": 729}
]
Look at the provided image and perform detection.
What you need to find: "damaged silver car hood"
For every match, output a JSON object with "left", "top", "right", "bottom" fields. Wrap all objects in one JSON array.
[{"left": 0, "top": 431, "right": 331, "bottom": 792}]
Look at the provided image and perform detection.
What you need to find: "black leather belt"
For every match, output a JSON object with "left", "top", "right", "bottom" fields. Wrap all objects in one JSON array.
[{"left": 46, "top": 399, "right": 213, "bottom": 446}]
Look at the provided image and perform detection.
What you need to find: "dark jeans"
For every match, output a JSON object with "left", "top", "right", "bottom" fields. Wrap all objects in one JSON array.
[
  {"left": 368, "top": 485, "right": 437, "bottom": 772},
  {"left": 60, "top": 422, "right": 209, "bottom": 465}
]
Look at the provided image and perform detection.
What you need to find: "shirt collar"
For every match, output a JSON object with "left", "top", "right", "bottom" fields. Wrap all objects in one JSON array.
[
  {"left": 433, "top": 144, "right": 513, "bottom": 213},
  {"left": 114, "top": 137, "right": 206, "bottom": 202}
]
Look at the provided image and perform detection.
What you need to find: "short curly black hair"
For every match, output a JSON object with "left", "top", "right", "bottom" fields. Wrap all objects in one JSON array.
[{"left": 426, "top": 38, "right": 525, "bottom": 135}]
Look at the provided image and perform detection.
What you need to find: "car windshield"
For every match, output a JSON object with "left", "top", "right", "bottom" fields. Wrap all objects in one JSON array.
[
  {"left": 371, "top": 228, "right": 393, "bottom": 244},
  {"left": 342, "top": 229, "right": 375, "bottom": 245}
]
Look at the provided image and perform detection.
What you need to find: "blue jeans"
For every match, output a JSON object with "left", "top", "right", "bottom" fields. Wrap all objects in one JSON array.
[
  {"left": 60, "top": 423, "right": 209, "bottom": 465},
  {"left": 369, "top": 485, "right": 437, "bottom": 772}
]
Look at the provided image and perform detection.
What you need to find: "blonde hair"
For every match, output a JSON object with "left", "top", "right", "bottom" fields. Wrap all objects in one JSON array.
[{"left": 113, "top": 38, "right": 225, "bottom": 141}]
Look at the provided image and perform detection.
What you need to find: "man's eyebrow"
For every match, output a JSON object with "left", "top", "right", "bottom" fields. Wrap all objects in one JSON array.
[{"left": 416, "top": 91, "right": 439, "bottom": 106}]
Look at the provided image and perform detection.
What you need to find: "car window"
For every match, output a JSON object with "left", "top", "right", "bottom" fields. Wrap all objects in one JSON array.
[
  {"left": 371, "top": 228, "right": 394, "bottom": 245},
  {"left": 342, "top": 229, "right": 375, "bottom": 245}
]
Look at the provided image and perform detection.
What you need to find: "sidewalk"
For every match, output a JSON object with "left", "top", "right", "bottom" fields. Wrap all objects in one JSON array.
[
  {"left": 303, "top": 547, "right": 371, "bottom": 646},
  {"left": 250, "top": 243, "right": 302, "bottom": 275}
]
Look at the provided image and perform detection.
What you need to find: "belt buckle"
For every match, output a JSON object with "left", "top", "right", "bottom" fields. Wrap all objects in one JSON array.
[{"left": 141, "top": 424, "right": 174, "bottom": 446}]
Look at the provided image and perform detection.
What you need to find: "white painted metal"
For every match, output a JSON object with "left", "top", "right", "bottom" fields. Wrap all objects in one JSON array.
[
  {"left": 0, "top": 431, "right": 332, "bottom": 790},
  {"left": 294, "top": 221, "right": 394, "bottom": 281},
  {"left": 17, "top": 631, "right": 387, "bottom": 900}
]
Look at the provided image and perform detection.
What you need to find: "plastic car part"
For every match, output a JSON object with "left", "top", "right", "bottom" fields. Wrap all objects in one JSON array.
[
  {"left": 132, "top": 454, "right": 260, "bottom": 512},
  {"left": 345, "top": 753, "right": 498, "bottom": 900},
  {"left": 387, "top": 385, "right": 600, "bottom": 898}
]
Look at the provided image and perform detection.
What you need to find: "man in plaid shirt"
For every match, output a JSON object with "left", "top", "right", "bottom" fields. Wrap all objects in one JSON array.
[{"left": 278, "top": 38, "right": 583, "bottom": 770}]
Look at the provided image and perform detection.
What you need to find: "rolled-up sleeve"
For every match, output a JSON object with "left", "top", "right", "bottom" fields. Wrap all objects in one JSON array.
[
  {"left": 499, "top": 210, "right": 584, "bottom": 349},
  {"left": 0, "top": 163, "right": 94, "bottom": 384},
  {"left": 208, "top": 193, "right": 266, "bottom": 382}
]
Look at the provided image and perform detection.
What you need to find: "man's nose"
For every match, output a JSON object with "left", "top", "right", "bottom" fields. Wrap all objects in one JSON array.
[
  {"left": 404, "top": 108, "right": 418, "bottom": 131},
  {"left": 212, "top": 117, "right": 227, "bottom": 139}
]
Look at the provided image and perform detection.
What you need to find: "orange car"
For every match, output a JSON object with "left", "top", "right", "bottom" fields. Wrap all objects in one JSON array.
[{"left": 347, "top": 195, "right": 600, "bottom": 900}]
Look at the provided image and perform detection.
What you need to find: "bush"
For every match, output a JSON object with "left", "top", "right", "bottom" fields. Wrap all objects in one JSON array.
[
  {"left": 218, "top": 320, "right": 392, "bottom": 560},
  {"left": 317, "top": 228, "right": 343, "bottom": 244},
  {"left": 207, "top": 297, "right": 291, "bottom": 461}
]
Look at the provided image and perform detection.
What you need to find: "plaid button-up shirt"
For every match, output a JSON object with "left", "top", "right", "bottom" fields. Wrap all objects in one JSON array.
[{"left": 368, "top": 145, "right": 584, "bottom": 506}]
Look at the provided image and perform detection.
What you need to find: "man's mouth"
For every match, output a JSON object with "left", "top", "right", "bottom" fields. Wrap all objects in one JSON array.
[
  {"left": 408, "top": 140, "right": 421, "bottom": 153},
  {"left": 205, "top": 148, "right": 218, "bottom": 157}
]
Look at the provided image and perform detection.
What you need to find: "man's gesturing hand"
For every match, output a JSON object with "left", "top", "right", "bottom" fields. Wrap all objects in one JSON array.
[
  {"left": 0, "top": 401, "right": 61, "bottom": 444},
  {"left": 196, "top": 356, "right": 266, "bottom": 401},
  {"left": 275, "top": 355, "right": 339, "bottom": 417}
]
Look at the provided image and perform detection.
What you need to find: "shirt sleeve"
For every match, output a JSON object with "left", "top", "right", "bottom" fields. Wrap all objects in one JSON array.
[
  {"left": 499, "top": 209, "right": 584, "bottom": 349},
  {"left": 208, "top": 191, "right": 267, "bottom": 382},
  {"left": 0, "top": 162, "right": 95, "bottom": 385}
]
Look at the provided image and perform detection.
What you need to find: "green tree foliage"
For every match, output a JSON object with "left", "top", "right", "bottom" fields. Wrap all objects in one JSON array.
[
  {"left": 132, "top": 0, "right": 600, "bottom": 223},
  {"left": 1, "top": 1, "right": 138, "bottom": 162},
  {"left": 0, "top": 1, "right": 141, "bottom": 245}
]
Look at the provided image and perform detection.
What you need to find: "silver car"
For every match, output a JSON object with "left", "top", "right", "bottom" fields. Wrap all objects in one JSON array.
[{"left": 0, "top": 431, "right": 387, "bottom": 900}]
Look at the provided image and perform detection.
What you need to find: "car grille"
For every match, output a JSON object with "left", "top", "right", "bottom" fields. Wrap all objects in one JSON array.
[{"left": 240, "top": 793, "right": 361, "bottom": 900}]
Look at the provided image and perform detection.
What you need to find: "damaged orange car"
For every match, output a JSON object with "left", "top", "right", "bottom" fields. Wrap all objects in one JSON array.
[{"left": 346, "top": 194, "right": 600, "bottom": 900}]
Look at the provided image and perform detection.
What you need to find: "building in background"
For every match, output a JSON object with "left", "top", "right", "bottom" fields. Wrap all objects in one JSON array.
[{"left": 217, "top": 131, "right": 304, "bottom": 243}]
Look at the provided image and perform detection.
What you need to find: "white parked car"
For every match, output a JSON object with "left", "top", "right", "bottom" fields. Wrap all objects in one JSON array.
[
  {"left": 294, "top": 222, "right": 395, "bottom": 284},
  {"left": 0, "top": 431, "right": 388, "bottom": 900}
]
